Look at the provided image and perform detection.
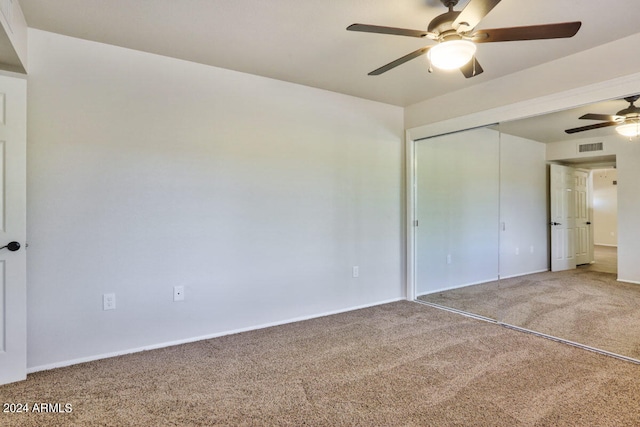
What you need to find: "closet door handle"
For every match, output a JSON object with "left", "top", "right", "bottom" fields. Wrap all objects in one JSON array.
[{"left": 0, "top": 241, "right": 20, "bottom": 252}]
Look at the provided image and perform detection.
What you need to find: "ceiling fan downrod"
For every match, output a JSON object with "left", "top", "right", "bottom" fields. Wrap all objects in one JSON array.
[{"left": 441, "top": 0, "right": 459, "bottom": 11}]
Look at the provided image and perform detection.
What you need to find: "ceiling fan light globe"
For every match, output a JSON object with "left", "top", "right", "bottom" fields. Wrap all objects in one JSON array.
[
  {"left": 615, "top": 121, "right": 640, "bottom": 137},
  {"left": 428, "top": 40, "right": 476, "bottom": 70}
]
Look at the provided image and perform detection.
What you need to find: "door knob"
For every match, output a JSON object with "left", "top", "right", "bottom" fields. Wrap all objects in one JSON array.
[
  {"left": 550, "top": 222, "right": 562, "bottom": 226},
  {"left": 0, "top": 241, "right": 20, "bottom": 251},
  {"left": 586, "top": 221, "right": 591, "bottom": 225}
]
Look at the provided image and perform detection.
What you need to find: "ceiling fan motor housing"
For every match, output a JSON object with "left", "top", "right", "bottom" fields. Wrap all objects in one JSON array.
[
  {"left": 618, "top": 96, "right": 640, "bottom": 118},
  {"left": 428, "top": 10, "right": 462, "bottom": 40}
]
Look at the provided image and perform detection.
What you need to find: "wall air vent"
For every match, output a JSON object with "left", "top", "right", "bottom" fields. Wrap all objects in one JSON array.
[{"left": 578, "top": 142, "right": 604, "bottom": 153}]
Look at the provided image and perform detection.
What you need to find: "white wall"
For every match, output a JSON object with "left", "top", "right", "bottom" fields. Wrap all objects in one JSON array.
[
  {"left": 414, "top": 128, "right": 547, "bottom": 295},
  {"left": 592, "top": 169, "right": 618, "bottom": 246},
  {"left": 546, "top": 135, "right": 640, "bottom": 283},
  {"left": 26, "top": 30, "right": 404, "bottom": 369}
]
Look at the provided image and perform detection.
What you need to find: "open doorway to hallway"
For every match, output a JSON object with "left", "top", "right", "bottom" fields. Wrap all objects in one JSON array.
[{"left": 580, "top": 167, "right": 618, "bottom": 274}]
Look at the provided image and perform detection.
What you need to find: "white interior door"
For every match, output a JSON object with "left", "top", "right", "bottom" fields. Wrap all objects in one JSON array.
[
  {"left": 0, "top": 74, "right": 27, "bottom": 385},
  {"left": 550, "top": 164, "right": 576, "bottom": 272},
  {"left": 574, "top": 169, "right": 591, "bottom": 265}
]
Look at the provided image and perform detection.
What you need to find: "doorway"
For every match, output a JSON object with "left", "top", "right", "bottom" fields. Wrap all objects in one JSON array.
[
  {"left": 581, "top": 167, "right": 618, "bottom": 274},
  {"left": 549, "top": 162, "right": 618, "bottom": 275}
]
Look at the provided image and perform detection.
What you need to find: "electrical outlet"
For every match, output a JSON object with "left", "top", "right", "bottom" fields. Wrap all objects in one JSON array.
[
  {"left": 446, "top": 254, "right": 452, "bottom": 265},
  {"left": 174, "top": 286, "right": 185, "bottom": 302},
  {"left": 103, "top": 293, "right": 116, "bottom": 311},
  {"left": 515, "top": 247, "right": 519, "bottom": 255},
  {"left": 352, "top": 266, "right": 359, "bottom": 278}
]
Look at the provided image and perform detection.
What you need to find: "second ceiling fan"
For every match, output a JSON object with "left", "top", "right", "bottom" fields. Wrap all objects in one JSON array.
[
  {"left": 565, "top": 95, "right": 640, "bottom": 136},
  {"left": 347, "top": 0, "right": 581, "bottom": 77}
]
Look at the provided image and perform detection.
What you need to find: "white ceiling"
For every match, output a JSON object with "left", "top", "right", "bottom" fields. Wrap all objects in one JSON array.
[{"left": 18, "top": 0, "right": 640, "bottom": 108}]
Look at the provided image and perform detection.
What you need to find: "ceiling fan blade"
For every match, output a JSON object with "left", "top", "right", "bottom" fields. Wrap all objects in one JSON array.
[
  {"left": 368, "top": 47, "right": 431, "bottom": 75},
  {"left": 579, "top": 113, "right": 624, "bottom": 122},
  {"left": 347, "top": 23, "right": 430, "bottom": 38},
  {"left": 565, "top": 121, "right": 618, "bottom": 134},
  {"left": 453, "top": 0, "right": 502, "bottom": 31},
  {"left": 460, "top": 57, "right": 484, "bottom": 78},
  {"left": 472, "top": 22, "right": 582, "bottom": 43}
]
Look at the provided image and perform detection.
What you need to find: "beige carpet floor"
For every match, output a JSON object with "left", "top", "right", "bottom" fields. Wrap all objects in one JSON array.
[
  {"left": 1, "top": 301, "right": 640, "bottom": 426},
  {"left": 419, "top": 268, "right": 640, "bottom": 360}
]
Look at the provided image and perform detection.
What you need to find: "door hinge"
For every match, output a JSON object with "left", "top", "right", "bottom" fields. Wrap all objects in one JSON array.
[{"left": 414, "top": 220, "right": 419, "bottom": 227}]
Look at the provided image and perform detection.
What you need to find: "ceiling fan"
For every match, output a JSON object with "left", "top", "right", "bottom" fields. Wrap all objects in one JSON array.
[
  {"left": 565, "top": 95, "right": 640, "bottom": 137},
  {"left": 347, "top": 0, "right": 581, "bottom": 77}
]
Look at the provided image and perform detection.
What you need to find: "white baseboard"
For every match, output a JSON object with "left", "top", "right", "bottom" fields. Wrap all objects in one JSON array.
[
  {"left": 416, "top": 276, "right": 499, "bottom": 297},
  {"left": 416, "top": 269, "right": 551, "bottom": 297},
  {"left": 594, "top": 243, "right": 617, "bottom": 247},
  {"left": 617, "top": 278, "right": 640, "bottom": 286},
  {"left": 27, "top": 297, "right": 404, "bottom": 374},
  {"left": 498, "top": 269, "right": 549, "bottom": 280}
]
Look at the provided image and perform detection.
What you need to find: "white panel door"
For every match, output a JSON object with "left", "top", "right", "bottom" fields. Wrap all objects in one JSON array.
[
  {"left": 574, "top": 169, "right": 591, "bottom": 266},
  {"left": 550, "top": 164, "right": 576, "bottom": 272},
  {"left": 0, "top": 74, "right": 27, "bottom": 385}
]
